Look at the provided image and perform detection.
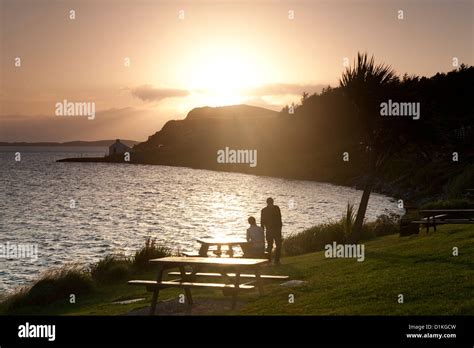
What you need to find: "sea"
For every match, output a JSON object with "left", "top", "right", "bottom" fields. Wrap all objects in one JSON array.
[{"left": 0, "top": 146, "right": 401, "bottom": 293}]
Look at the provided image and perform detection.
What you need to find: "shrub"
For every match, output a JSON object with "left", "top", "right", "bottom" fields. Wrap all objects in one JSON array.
[
  {"left": 283, "top": 204, "right": 402, "bottom": 256},
  {"left": 4, "top": 266, "right": 93, "bottom": 311},
  {"left": 132, "top": 237, "right": 172, "bottom": 271},
  {"left": 360, "top": 222, "right": 377, "bottom": 240},
  {"left": 283, "top": 222, "right": 345, "bottom": 256},
  {"left": 372, "top": 213, "right": 400, "bottom": 237},
  {"left": 421, "top": 198, "right": 474, "bottom": 210},
  {"left": 341, "top": 202, "right": 356, "bottom": 240},
  {"left": 444, "top": 165, "right": 474, "bottom": 198},
  {"left": 90, "top": 255, "right": 132, "bottom": 284}
]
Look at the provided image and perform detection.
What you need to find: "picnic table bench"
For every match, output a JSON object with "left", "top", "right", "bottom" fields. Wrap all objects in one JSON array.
[
  {"left": 167, "top": 271, "right": 288, "bottom": 280},
  {"left": 412, "top": 209, "right": 474, "bottom": 233},
  {"left": 129, "top": 256, "right": 279, "bottom": 315}
]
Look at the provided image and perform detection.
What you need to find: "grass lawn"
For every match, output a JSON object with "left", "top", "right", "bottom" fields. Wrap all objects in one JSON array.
[
  {"left": 241, "top": 224, "right": 473, "bottom": 315},
  {"left": 1, "top": 224, "right": 472, "bottom": 315}
]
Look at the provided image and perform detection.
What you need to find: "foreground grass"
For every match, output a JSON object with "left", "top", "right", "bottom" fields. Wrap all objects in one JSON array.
[
  {"left": 241, "top": 225, "right": 474, "bottom": 315},
  {"left": 1, "top": 225, "right": 472, "bottom": 315}
]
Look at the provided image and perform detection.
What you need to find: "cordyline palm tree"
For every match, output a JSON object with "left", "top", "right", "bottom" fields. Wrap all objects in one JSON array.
[{"left": 340, "top": 53, "right": 399, "bottom": 243}]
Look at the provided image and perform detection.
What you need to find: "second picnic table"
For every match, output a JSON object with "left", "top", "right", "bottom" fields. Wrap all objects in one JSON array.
[
  {"left": 416, "top": 209, "right": 474, "bottom": 232},
  {"left": 196, "top": 238, "right": 250, "bottom": 257}
]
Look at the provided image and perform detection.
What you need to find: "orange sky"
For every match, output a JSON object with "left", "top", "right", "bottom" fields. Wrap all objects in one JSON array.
[{"left": 1, "top": 0, "right": 473, "bottom": 142}]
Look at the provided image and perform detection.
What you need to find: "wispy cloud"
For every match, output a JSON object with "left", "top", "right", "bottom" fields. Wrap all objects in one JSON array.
[{"left": 131, "top": 85, "right": 189, "bottom": 102}]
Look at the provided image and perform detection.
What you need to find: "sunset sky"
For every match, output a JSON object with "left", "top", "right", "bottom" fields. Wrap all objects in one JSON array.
[{"left": 1, "top": 0, "right": 472, "bottom": 142}]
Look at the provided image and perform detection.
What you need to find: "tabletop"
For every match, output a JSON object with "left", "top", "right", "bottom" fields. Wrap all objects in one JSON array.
[
  {"left": 197, "top": 238, "right": 249, "bottom": 245},
  {"left": 420, "top": 209, "right": 474, "bottom": 213}
]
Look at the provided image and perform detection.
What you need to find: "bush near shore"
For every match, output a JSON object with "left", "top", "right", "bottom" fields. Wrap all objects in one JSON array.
[
  {"left": 3, "top": 267, "right": 94, "bottom": 311},
  {"left": 2, "top": 237, "right": 172, "bottom": 312},
  {"left": 283, "top": 204, "right": 400, "bottom": 256}
]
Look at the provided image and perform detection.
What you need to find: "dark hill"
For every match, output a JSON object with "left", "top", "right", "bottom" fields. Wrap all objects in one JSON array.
[{"left": 133, "top": 102, "right": 362, "bottom": 183}]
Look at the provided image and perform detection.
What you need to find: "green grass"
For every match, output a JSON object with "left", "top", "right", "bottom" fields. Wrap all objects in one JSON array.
[
  {"left": 240, "top": 225, "right": 474, "bottom": 315},
  {"left": 1, "top": 225, "right": 472, "bottom": 315}
]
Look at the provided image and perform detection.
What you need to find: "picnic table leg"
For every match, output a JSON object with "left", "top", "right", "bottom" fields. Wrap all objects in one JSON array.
[
  {"left": 219, "top": 270, "right": 232, "bottom": 290},
  {"left": 232, "top": 268, "right": 240, "bottom": 310},
  {"left": 255, "top": 266, "right": 264, "bottom": 296},
  {"left": 150, "top": 265, "right": 164, "bottom": 315},
  {"left": 199, "top": 244, "right": 209, "bottom": 257},
  {"left": 179, "top": 266, "right": 193, "bottom": 305},
  {"left": 228, "top": 245, "right": 234, "bottom": 258}
]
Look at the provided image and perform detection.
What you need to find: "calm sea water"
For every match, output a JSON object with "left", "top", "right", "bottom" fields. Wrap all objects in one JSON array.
[{"left": 0, "top": 147, "right": 400, "bottom": 293}]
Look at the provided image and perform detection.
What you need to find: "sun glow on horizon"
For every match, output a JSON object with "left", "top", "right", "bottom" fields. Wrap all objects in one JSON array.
[{"left": 182, "top": 45, "right": 270, "bottom": 106}]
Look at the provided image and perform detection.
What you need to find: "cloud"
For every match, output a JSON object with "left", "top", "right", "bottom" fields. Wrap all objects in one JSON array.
[
  {"left": 246, "top": 83, "right": 327, "bottom": 97},
  {"left": 131, "top": 85, "right": 189, "bottom": 102},
  {"left": 0, "top": 107, "right": 171, "bottom": 142}
]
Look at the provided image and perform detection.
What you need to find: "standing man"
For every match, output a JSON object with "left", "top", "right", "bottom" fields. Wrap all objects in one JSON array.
[{"left": 261, "top": 197, "right": 282, "bottom": 265}]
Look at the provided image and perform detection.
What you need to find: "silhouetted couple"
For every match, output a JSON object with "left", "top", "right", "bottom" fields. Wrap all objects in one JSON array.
[{"left": 244, "top": 197, "right": 282, "bottom": 265}]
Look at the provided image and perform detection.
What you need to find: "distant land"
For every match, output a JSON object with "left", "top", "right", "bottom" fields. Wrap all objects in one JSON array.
[
  {"left": 0, "top": 140, "right": 140, "bottom": 147},
  {"left": 185, "top": 104, "right": 279, "bottom": 120}
]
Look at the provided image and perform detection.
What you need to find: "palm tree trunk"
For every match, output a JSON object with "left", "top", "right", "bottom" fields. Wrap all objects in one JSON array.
[
  {"left": 348, "top": 175, "right": 374, "bottom": 243},
  {"left": 348, "top": 147, "right": 377, "bottom": 244}
]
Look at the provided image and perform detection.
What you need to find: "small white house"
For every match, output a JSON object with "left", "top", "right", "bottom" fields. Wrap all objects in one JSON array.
[{"left": 109, "top": 139, "right": 131, "bottom": 156}]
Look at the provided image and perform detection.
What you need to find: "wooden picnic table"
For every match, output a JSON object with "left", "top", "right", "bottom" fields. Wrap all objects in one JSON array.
[
  {"left": 463, "top": 189, "right": 474, "bottom": 199},
  {"left": 415, "top": 209, "right": 474, "bottom": 232},
  {"left": 420, "top": 209, "right": 474, "bottom": 221},
  {"left": 196, "top": 238, "right": 250, "bottom": 257},
  {"left": 420, "top": 209, "right": 474, "bottom": 214},
  {"left": 129, "top": 256, "right": 269, "bottom": 315}
]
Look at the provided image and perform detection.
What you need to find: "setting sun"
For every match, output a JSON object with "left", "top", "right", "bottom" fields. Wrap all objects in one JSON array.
[{"left": 185, "top": 45, "right": 267, "bottom": 106}]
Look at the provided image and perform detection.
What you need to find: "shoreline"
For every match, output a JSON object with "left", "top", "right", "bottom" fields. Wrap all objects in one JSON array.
[{"left": 56, "top": 155, "right": 412, "bottom": 204}]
